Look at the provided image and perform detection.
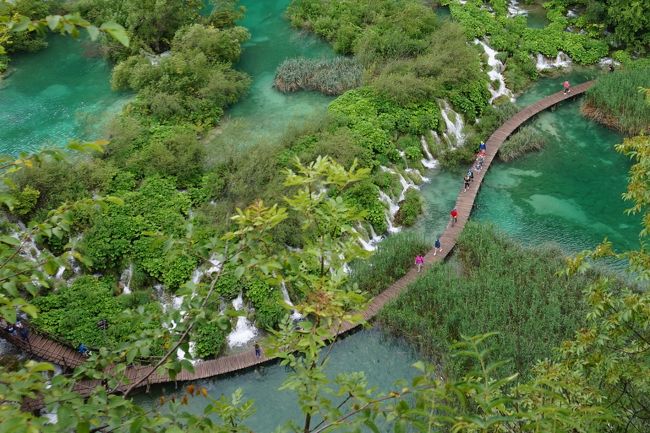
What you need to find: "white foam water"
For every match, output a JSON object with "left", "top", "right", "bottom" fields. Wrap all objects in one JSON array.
[
  {"left": 440, "top": 101, "right": 466, "bottom": 147},
  {"left": 420, "top": 135, "right": 439, "bottom": 169},
  {"left": 119, "top": 263, "right": 133, "bottom": 295},
  {"left": 280, "top": 281, "right": 303, "bottom": 320},
  {"left": 475, "top": 40, "right": 514, "bottom": 103},
  {"left": 536, "top": 52, "right": 572, "bottom": 70},
  {"left": 507, "top": 0, "right": 528, "bottom": 17},
  {"left": 226, "top": 293, "right": 258, "bottom": 348}
]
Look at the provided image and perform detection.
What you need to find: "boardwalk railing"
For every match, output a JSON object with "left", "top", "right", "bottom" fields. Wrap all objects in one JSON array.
[{"left": 3, "top": 81, "right": 594, "bottom": 403}]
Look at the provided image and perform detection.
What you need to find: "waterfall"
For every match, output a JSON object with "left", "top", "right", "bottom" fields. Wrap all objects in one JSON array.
[
  {"left": 191, "top": 256, "right": 223, "bottom": 285},
  {"left": 119, "top": 264, "right": 133, "bottom": 294},
  {"left": 439, "top": 101, "right": 466, "bottom": 147},
  {"left": 536, "top": 52, "right": 572, "bottom": 70},
  {"left": 406, "top": 168, "right": 430, "bottom": 184},
  {"left": 475, "top": 40, "right": 514, "bottom": 103},
  {"left": 380, "top": 166, "right": 418, "bottom": 201},
  {"left": 507, "top": 0, "right": 527, "bottom": 17},
  {"left": 420, "top": 136, "right": 439, "bottom": 169},
  {"left": 280, "top": 281, "right": 303, "bottom": 320},
  {"left": 378, "top": 191, "right": 401, "bottom": 234},
  {"left": 55, "top": 266, "right": 66, "bottom": 280},
  {"left": 226, "top": 293, "right": 258, "bottom": 348}
]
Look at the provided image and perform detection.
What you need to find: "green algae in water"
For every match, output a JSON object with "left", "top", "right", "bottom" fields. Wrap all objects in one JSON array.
[
  {"left": 206, "top": 0, "right": 336, "bottom": 153},
  {"left": 473, "top": 74, "right": 640, "bottom": 263},
  {"left": 135, "top": 329, "right": 419, "bottom": 430},
  {"left": 0, "top": 36, "right": 128, "bottom": 155}
]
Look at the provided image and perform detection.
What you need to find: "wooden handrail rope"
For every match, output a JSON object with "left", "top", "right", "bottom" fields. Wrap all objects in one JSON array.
[{"left": 3, "top": 82, "right": 594, "bottom": 408}]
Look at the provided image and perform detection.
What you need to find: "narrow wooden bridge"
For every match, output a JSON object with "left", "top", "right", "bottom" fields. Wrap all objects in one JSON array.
[{"left": 2, "top": 81, "right": 594, "bottom": 405}]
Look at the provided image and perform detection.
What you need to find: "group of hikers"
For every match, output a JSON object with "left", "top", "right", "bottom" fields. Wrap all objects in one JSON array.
[
  {"left": 414, "top": 140, "right": 489, "bottom": 272},
  {"left": 4, "top": 319, "right": 29, "bottom": 342}
]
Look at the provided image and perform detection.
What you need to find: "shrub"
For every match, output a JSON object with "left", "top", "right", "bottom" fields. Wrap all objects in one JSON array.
[
  {"left": 193, "top": 321, "right": 227, "bottom": 358},
  {"left": 274, "top": 56, "right": 363, "bottom": 95},
  {"left": 348, "top": 232, "right": 429, "bottom": 296},
  {"left": 394, "top": 189, "right": 422, "bottom": 227},
  {"left": 499, "top": 125, "right": 546, "bottom": 161},
  {"left": 32, "top": 276, "right": 162, "bottom": 350},
  {"left": 245, "top": 279, "right": 286, "bottom": 330},
  {"left": 343, "top": 180, "right": 388, "bottom": 234}
]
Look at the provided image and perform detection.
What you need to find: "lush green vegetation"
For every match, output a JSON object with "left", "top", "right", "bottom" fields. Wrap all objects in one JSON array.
[
  {"left": 32, "top": 276, "right": 162, "bottom": 352},
  {"left": 498, "top": 125, "right": 546, "bottom": 161},
  {"left": 582, "top": 63, "right": 650, "bottom": 135},
  {"left": 274, "top": 56, "right": 362, "bottom": 95},
  {"left": 545, "top": 0, "right": 650, "bottom": 55},
  {"left": 380, "top": 222, "right": 593, "bottom": 377},
  {"left": 348, "top": 232, "right": 429, "bottom": 296},
  {"left": 441, "top": 0, "right": 607, "bottom": 92},
  {"left": 394, "top": 189, "right": 422, "bottom": 227}
]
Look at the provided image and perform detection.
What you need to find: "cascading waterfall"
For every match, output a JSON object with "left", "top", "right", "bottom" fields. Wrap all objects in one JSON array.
[
  {"left": 474, "top": 40, "right": 514, "bottom": 103},
  {"left": 420, "top": 135, "right": 439, "bottom": 169},
  {"left": 536, "top": 52, "right": 572, "bottom": 70},
  {"left": 439, "top": 101, "right": 466, "bottom": 148},
  {"left": 119, "top": 263, "right": 133, "bottom": 294},
  {"left": 380, "top": 166, "right": 417, "bottom": 201},
  {"left": 280, "top": 281, "right": 303, "bottom": 320},
  {"left": 227, "top": 293, "right": 258, "bottom": 348},
  {"left": 356, "top": 224, "right": 384, "bottom": 251},
  {"left": 507, "top": 0, "right": 527, "bottom": 17},
  {"left": 378, "top": 191, "right": 401, "bottom": 234}
]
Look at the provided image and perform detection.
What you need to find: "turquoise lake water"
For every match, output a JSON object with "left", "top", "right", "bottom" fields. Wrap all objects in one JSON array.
[
  {"left": 0, "top": 36, "right": 127, "bottom": 155},
  {"left": 135, "top": 329, "right": 420, "bottom": 431}
]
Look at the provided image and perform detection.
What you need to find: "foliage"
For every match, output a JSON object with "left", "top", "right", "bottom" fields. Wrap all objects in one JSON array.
[
  {"left": 342, "top": 180, "right": 387, "bottom": 234},
  {"left": 69, "top": 0, "right": 201, "bottom": 59},
  {"left": 545, "top": 0, "right": 650, "bottom": 54},
  {"left": 244, "top": 278, "right": 285, "bottom": 330},
  {"left": 287, "top": 0, "right": 438, "bottom": 62},
  {"left": 582, "top": 64, "right": 650, "bottom": 135},
  {"left": 111, "top": 23, "right": 250, "bottom": 128},
  {"left": 445, "top": 0, "right": 608, "bottom": 66},
  {"left": 3, "top": 0, "right": 58, "bottom": 54},
  {"left": 499, "top": 125, "right": 546, "bottom": 161},
  {"left": 348, "top": 231, "right": 429, "bottom": 296},
  {"left": 81, "top": 176, "right": 193, "bottom": 283},
  {"left": 32, "top": 276, "right": 162, "bottom": 350},
  {"left": 193, "top": 320, "right": 227, "bottom": 358},
  {"left": 394, "top": 188, "right": 422, "bottom": 227},
  {"left": 329, "top": 87, "right": 440, "bottom": 159},
  {"left": 380, "top": 222, "right": 591, "bottom": 377},
  {"left": 274, "top": 56, "right": 362, "bottom": 95}
]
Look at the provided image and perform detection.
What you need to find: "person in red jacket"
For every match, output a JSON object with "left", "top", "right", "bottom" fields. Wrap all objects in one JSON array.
[{"left": 450, "top": 208, "right": 458, "bottom": 226}]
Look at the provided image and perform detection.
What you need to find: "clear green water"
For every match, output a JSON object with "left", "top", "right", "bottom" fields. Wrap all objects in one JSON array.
[
  {"left": 524, "top": 2, "right": 550, "bottom": 29},
  {"left": 0, "top": 36, "right": 127, "bottom": 155},
  {"left": 473, "top": 70, "right": 640, "bottom": 260},
  {"left": 135, "top": 329, "right": 419, "bottom": 430},
  {"left": 206, "top": 0, "right": 335, "bottom": 151}
]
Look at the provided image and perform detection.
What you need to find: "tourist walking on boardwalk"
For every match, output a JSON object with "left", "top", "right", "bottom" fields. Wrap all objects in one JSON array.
[
  {"left": 450, "top": 208, "right": 458, "bottom": 226},
  {"left": 255, "top": 343, "right": 262, "bottom": 359},
  {"left": 479, "top": 141, "right": 486, "bottom": 151},
  {"left": 563, "top": 80, "right": 571, "bottom": 94},
  {"left": 463, "top": 174, "right": 471, "bottom": 192},
  {"left": 415, "top": 254, "right": 424, "bottom": 272},
  {"left": 467, "top": 167, "right": 474, "bottom": 182},
  {"left": 434, "top": 237, "right": 442, "bottom": 256}
]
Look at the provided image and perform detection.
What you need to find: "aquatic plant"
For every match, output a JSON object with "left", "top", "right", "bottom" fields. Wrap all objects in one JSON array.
[
  {"left": 274, "top": 56, "right": 362, "bottom": 96},
  {"left": 379, "top": 222, "right": 592, "bottom": 378},
  {"left": 582, "top": 64, "right": 650, "bottom": 135},
  {"left": 347, "top": 231, "right": 429, "bottom": 296},
  {"left": 498, "top": 125, "right": 546, "bottom": 161}
]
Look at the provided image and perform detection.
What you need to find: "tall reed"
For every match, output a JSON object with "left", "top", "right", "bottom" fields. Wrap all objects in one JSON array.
[{"left": 379, "top": 222, "right": 596, "bottom": 378}]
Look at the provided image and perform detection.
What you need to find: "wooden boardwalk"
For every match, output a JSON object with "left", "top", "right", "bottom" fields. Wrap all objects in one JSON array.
[{"left": 2, "top": 81, "right": 594, "bottom": 404}]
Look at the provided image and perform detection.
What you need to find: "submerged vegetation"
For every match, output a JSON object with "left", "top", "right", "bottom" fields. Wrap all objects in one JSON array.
[{"left": 274, "top": 56, "right": 362, "bottom": 95}]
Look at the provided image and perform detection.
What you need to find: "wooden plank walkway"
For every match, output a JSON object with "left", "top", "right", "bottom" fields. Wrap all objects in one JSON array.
[{"left": 3, "top": 81, "right": 594, "bottom": 406}]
